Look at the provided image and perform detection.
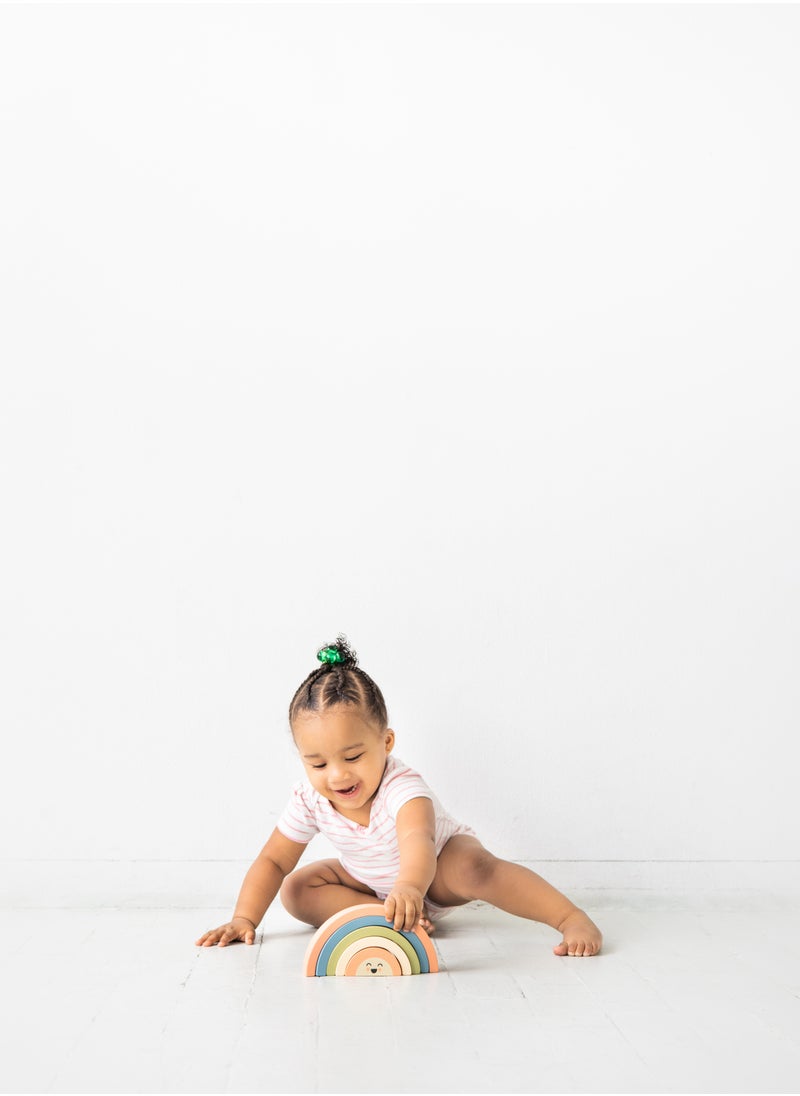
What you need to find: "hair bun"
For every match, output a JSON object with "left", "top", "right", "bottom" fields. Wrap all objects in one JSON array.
[{"left": 316, "top": 634, "right": 358, "bottom": 668}]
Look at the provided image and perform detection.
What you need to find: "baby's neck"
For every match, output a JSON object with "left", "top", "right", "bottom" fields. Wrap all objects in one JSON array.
[{"left": 334, "top": 802, "right": 372, "bottom": 826}]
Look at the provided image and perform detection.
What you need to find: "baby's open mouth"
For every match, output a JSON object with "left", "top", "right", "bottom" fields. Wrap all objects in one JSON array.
[{"left": 335, "top": 784, "right": 359, "bottom": 797}]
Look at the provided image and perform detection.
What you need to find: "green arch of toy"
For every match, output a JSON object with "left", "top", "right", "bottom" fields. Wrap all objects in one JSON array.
[{"left": 326, "top": 925, "right": 421, "bottom": 975}]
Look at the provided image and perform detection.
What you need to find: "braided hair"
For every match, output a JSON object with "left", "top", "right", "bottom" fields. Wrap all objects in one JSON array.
[{"left": 288, "top": 634, "right": 388, "bottom": 732}]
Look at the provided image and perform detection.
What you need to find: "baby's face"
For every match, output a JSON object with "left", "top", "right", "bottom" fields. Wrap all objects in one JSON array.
[{"left": 292, "top": 706, "right": 394, "bottom": 815}]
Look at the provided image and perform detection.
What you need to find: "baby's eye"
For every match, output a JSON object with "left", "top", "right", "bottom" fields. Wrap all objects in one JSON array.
[
  {"left": 311, "top": 763, "right": 326, "bottom": 770},
  {"left": 344, "top": 754, "right": 363, "bottom": 763}
]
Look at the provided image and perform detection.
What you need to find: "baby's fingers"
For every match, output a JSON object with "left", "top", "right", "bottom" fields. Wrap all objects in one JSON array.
[
  {"left": 195, "top": 927, "right": 222, "bottom": 947},
  {"left": 383, "top": 895, "right": 396, "bottom": 926},
  {"left": 195, "top": 925, "right": 233, "bottom": 947},
  {"left": 220, "top": 927, "right": 255, "bottom": 947},
  {"left": 386, "top": 896, "right": 407, "bottom": 931},
  {"left": 405, "top": 901, "right": 423, "bottom": 932},
  {"left": 396, "top": 899, "right": 419, "bottom": 932},
  {"left": 218, "top": 926, "right": 242, "bottom": 948}
]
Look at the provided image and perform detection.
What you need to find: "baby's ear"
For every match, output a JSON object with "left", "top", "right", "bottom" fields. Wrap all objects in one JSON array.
[{"left": 384, "top": 728, "right": 396, "bottom": 753}]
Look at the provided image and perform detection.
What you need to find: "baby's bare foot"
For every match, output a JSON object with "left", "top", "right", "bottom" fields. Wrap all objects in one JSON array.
[{"left": 553, "top": 909, "right": 602, "bottom": 957}]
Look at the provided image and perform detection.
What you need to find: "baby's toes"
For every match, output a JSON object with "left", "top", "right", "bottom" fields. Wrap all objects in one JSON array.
[{"left": 555, "top": 938, "right": 599, "bottom": 957}]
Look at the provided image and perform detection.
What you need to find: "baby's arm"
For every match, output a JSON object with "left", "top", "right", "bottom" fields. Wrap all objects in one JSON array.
[
  {"left": 384, "top": 797, "right": 437, "bottom": 931},
  {"left": 195, "top": 828, "right": 307, "bottom": 947}
]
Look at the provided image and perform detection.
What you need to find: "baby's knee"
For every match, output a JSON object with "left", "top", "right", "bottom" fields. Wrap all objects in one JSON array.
[
  {"left": 279, "top": 868, "right": 308, "bottom": 910},
  {"left": 461, "top": 847, "right": 499, "bottom": 895}
]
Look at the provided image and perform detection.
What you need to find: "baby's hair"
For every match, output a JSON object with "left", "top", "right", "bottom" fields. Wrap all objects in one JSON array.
[{"left": 288, "top": 633, "right": 388, "bottom": 732}]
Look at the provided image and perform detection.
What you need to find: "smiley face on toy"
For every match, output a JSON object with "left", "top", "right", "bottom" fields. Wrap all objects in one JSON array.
[{"left": 360, "top": 957, "right": 389, "bottom": 976}]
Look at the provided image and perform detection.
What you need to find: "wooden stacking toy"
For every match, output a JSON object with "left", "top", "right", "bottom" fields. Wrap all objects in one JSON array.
[{"left": 303, "top": 902, "right": 439, "bottom": 977}]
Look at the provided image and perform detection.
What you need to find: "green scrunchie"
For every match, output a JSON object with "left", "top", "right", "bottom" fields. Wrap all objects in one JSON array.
[{"left": 317, "top": 646, "right": 345, "bottom": 666}]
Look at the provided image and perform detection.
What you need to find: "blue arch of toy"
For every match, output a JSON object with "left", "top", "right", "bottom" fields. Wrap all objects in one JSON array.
[{"left": 316, "top": 914, "right": 431, "bottom": 975}]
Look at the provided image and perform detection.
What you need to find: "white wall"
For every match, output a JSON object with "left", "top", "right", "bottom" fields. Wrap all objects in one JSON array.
[{"left": 1, "top": 4, "right": 798, "bottom": 875}]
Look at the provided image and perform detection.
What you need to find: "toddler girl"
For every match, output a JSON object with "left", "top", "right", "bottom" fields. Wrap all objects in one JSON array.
[{"left": 196, "top": 636, "right": 602, "bottom": 957}]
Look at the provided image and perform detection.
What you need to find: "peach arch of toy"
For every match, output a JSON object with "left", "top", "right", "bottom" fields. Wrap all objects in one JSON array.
[{"left": 303, "top": 903, "right": 439, "bottom": 976}]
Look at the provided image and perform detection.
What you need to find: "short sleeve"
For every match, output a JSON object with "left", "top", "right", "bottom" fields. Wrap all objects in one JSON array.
[
  {"left": 276, "top": 782, "right": 319, "bottom": 844},
  {"left": 381, "top": 763, "right": 434, "bottom": 821}
]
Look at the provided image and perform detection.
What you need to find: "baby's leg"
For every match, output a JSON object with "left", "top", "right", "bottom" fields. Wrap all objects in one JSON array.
[
  {"left": 280, "top": 859, "right": 440, "bottom": 933},
  {"left": 280, "top": 858, "right": 383, "bottom": 928},
  {"left": 428, "top": 835, "right": 603, "bottom": 956}
]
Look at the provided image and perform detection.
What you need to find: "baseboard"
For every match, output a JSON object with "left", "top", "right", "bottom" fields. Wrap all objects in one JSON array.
[{"left": 2, "top": 858, "right": 798, "bottom": 910}]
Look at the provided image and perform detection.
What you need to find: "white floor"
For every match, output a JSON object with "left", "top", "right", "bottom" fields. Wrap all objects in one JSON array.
[{"left": 2, "top": 894, "right": 800, "bottom": 1094}]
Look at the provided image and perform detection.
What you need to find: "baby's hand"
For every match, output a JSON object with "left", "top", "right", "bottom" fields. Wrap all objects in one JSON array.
[
  {"left": 384, "top": 884, "right": 425, "bottom": 932},
  {"left": 195, "top": 916, "right": 257, "bottom": 948},
  {"left": 553, "top": 909, "right": 603, "bottom": 957}
]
